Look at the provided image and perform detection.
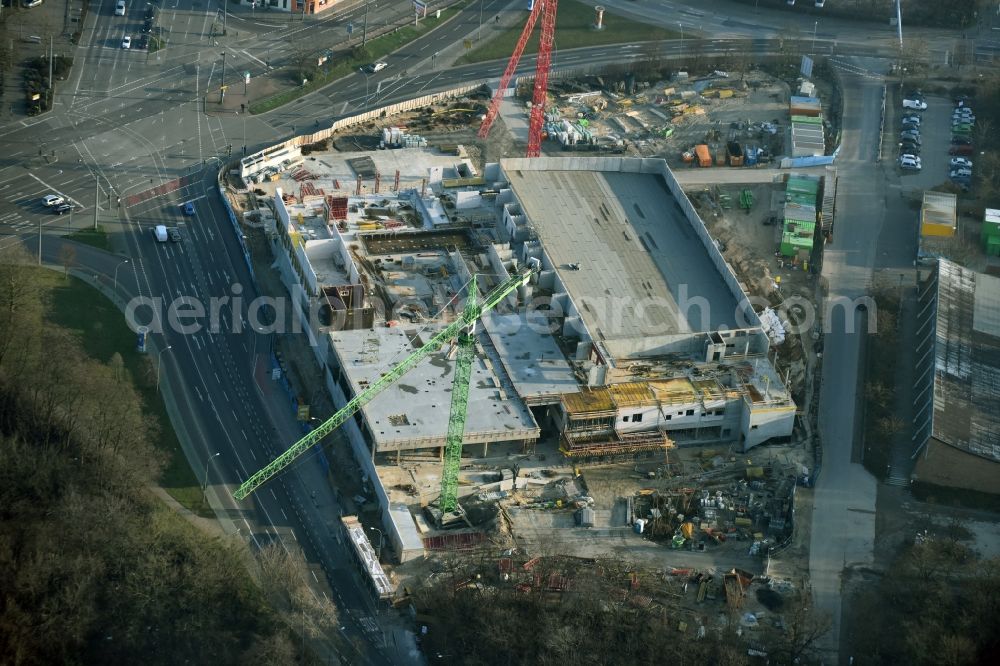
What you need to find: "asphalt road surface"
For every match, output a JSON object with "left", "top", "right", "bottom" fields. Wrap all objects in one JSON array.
[{"left": 1, "top": 1, "right": 996, "bottom": 663}]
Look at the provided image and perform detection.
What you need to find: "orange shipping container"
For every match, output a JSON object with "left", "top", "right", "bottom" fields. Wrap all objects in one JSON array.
[{"left": 695, "top": 144, "right": 712, "bottom": 167}]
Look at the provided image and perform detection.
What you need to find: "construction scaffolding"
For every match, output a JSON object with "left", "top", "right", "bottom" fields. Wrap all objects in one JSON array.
[{"left": 560, "top": 429, "right": 673, "bottom": 462}]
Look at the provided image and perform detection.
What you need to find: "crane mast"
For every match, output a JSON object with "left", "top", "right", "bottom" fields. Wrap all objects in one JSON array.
[
  {"left": 439, "top": 276, "right": 478, "bottom": 513},
  {"left": 234, "top": 270, "right": 533, "bottom": 501},
  {"left": 477, "top": 0, "right": 559, "bottom": 157}
]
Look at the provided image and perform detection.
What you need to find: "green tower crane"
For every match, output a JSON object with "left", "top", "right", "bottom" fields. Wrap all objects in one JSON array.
[
  {"left": 233, "top": 269, "right": 532, "bottom": 501},
  {"left": 439, "top": 275, "right": 477, "bottom": 514}
]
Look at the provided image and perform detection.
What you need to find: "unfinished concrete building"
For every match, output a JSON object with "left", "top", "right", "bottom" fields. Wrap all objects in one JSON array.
[{"left": 260, "top": 149, "right": 795, "bottom": 556}]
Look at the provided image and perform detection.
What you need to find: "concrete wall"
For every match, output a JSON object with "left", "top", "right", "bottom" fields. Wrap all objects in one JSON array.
[
  {"left": 740, "top": 401, "right": 796, "bottom": 451},
  {"left": 241, "top": 84, "right": 482, "bottom": 181}
]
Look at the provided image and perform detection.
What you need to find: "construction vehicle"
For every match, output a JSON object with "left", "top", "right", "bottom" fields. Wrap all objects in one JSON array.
[
  {"left": 478, "top": 0, "right": 559, "bottom": 157},
  {"left": 233, "top": 269, "right": 535, "bottom": 505}
]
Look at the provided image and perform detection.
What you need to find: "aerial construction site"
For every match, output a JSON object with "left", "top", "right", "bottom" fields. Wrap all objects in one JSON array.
[{"left": 221, "top": 0, "right": 837, "bottom": 657}]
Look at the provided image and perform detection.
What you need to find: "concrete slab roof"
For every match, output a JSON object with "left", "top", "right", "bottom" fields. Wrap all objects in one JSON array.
[
  {"left": 329, "top": 325, "right": 539, "bottom": 452},
  {"left": 922, "top": 191, "right": 957, "bottom": 227},
  {"left": 482, "top": 312, "right": 579, "bottom": 405},
  {"left": 503, "top": 167, "right": 741, "bottom": 338}
]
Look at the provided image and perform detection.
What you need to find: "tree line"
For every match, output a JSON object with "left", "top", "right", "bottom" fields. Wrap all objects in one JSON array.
[{"left": 0, "top": 245, "right": 337, "bottom": 665}]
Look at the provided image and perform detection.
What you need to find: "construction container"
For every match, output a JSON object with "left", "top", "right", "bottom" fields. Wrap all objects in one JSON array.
[
  {"left": 982, "top": 208, "right": 1000, "bottom": 256},
  {"left": 726, "top": 141, "right": 745, "bottom": 167},
  {"left": 789, "top": 95, "right": 823, "bottom": 117},
  {"left": 921, "top": 191, "right": 957, "bottom": 238},
  {"left": 695, "top": 144, "right": 712, "bottom": 167}
]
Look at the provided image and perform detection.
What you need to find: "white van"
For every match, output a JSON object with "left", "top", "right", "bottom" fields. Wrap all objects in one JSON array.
[{"left": 153, "top": 225, "right": 168, "bottom": 242}]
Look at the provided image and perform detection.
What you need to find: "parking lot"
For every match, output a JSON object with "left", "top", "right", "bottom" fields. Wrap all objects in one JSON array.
[{"left": 894, "top": 93, "right": 974, "bottom": 192}]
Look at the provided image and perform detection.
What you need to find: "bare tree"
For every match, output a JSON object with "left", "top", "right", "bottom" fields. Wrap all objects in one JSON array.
[{"left": 60, "top": 245, "right": 76, "bottom": 275}]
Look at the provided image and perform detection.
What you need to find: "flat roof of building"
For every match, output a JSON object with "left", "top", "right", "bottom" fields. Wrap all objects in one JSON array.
[
  {"left": 330, "top": 325, "right": 539, "bottom": 451},
  {"left": 503, "top": 167, "right": 740, "bottom": 338},
  {"left": 928, "top": 259, "right": 1000, "bottom": 461},
  {"left": 922, "top": 191, "right": 957, "bottom": 227}
]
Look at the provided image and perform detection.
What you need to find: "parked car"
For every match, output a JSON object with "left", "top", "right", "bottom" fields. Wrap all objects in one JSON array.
[
  {"left": 52, "top": 203, "right": 73, "bottom": 215},
  {"left": 952, "top": 125, "right": 974, "bottom": 136},
  {"left": 900, "top": 158, "right": 922, "bottom": 171},
  {"left": 168, "top": 228, "right": 182, "bottom": 242},
  {"left": 953, "top": 108, "right": 975, "bottom": 117},
  {"left": 950, "top": 167, "right": 973, "bottom": 178},
  {"left": 900, "top": 154, "right": 921, "bottom": 163},
  {"left": 115, "top": 0, "right": 126, "bottom": 15},
  {"left": 949, "top": 144, "right": 974, "bottom": 156},
  {"left": 142, "top": 19, "right": 153, "bottom": 33},
  {"left": 183, "top": 201, "right": 196, "bottom": 215},
  {"left": 901, "top": 114, "right": 921, "bottom": 126},
  {"left": 900, "top": 131, "right": 921, "bottom": 143},
  {"left": 121, "top": 35, "right": 131, "bottom": 49},
  {"left": 901, "top": 120, "right": 920, "bottom": 131},
  {"left": 902, "top": 98, "right": 927, "bottom": 110},
  {"left": 900, "top": 143, "right": 921, "bottom": 155},
  {"left": 365, "top": 61, "right": 388, "bottom": 73},
  {"left": 951, "top": 136, "right": 972, "bottom": 145},
  {"left": 42, "top": 194, "right": 65, "bottom": 207},
  {"left": 950, "top": 157, "right": 973, "bottom": 169}
]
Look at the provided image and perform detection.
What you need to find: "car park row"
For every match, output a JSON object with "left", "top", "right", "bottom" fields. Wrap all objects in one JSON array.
[
  {"left": 899, "top": 91, "right": 975, "bottom": 191},
  {"left": 118, "top": 2, "right": 157, "bottom": 51}
]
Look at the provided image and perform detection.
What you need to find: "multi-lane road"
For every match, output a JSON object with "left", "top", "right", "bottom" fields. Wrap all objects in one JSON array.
[{"left": 1, "top": 0, "right": 997, "bottom": 663}]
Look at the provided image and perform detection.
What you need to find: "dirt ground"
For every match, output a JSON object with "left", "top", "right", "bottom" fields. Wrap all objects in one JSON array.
[{"left": 912, "top": 439, "right": 1000, "bottom": 497}]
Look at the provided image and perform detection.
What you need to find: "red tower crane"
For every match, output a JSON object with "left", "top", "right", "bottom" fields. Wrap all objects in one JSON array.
[{"left": 477, "top": 0, "right": 559, "bottom": 158}]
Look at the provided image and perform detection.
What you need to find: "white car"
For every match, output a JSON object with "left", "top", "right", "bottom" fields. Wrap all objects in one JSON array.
[
  {"left": 949, "top": 157, "right": 973, "bottom": 169},
  {"left": 899, "top": 157, "right": 921, "bottom": 171},
  {"left": 901, "top": 115, "right": 921, "bottom": 126},
  {"left": 902, "top": 99, "right": 927, "bottom": 110},
  {"left": 42, "top": 194, "right": 65, "bottom": 207},
  {"left": 367, "top": 61, "right": 388, "bottom": 73},
  {"left": 121, "top": 35, "right": 131, "bottom": 49},
  {"left": 115, "top": 0, "right": 126, "bottom": 15}
]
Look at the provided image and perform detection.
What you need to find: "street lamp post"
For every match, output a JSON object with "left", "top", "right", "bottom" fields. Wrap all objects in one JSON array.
[
  {"left": 202, "top": 451, "right": 221, "bottom": 504},
  {"left": 679, "top": 22, "right": 683, "bottom": 45},
  {"left": 369, "top": 526, "right": 384, "bottom": 559},
  {"left": 223, "top": 0, "right": 228, "bottom": 35},
  {"left": 113, "top": 258, "right": 129, "bottom": 294},
  {"left": 478, "top": 0, "right": 484, "bottom": 40},
  {"left": 360, "top": 68, "right": 371, "bottom": 106},
  {"left": 156, "top": 345, "right": 173, "bottom": 392},
  {"left": 363, "top": 1, "right": 369, "bottom": 46},
  {"left": 220, "top": 52, "right": 227, "bottom": 103},
  {"left": 812, "top": 20, "right": 819, "bottom": 53}
]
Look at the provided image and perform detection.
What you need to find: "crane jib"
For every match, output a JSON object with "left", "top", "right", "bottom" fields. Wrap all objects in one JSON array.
[{"left": 232, "top": 269, "right": 532, "bottom": 500}]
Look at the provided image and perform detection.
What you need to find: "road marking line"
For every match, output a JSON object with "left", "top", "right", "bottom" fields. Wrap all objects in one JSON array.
[{"left": 240, "top": 49, "right": 267, "bottom": 67}]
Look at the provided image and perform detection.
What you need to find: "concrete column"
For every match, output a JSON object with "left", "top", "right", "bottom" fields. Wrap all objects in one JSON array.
[{"left": 594, "top": 6, "right": 604, "bottom": 30}]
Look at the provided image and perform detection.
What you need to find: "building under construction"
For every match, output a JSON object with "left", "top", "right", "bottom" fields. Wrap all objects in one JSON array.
[{"left": 255, "top": 146, "right": 795, "bottom": 557}]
